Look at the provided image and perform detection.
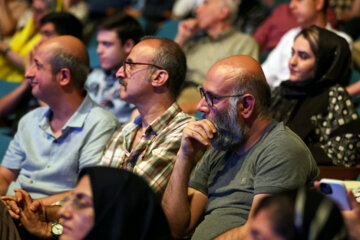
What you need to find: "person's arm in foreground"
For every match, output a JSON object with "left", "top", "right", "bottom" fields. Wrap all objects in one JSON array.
[{"left": 162, "top": 120, "right": 212, "bottom": 238}]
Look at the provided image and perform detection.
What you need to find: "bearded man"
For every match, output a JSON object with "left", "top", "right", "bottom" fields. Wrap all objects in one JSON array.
[{"left": 161, "top": 55, "right": 319, "bottom": 240}]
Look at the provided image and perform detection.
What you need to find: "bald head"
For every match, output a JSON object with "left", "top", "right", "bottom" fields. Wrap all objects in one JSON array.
[
  {"left": 41, "top": 35, "right": 89, "bottom": 67},
  {"left": 40, "top": 35, "right": 90, "bottom": 91},
  {"left": 210, "top": 55, "right": 266, "bottom": 83},
  {"left": 209, "top": 55, "right": 271, "bottom": 118}
]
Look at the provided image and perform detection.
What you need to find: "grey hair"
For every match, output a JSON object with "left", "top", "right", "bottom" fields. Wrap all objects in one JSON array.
[
  {"left": 218, "top": 0, "right": 239, "bottom": 24},
  {"left": 49, "top": 51, "right": 90, "bottom": 91},
  {"left": 230, "top": 71, "right": 272, "bottom": 119}
]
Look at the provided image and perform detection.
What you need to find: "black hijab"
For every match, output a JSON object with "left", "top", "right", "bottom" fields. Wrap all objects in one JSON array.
[
  {"left": 271, "top": 26, "right": 352, "bottom": 162},
  {"left": 79, "top": 167, "right": 172, "bottom": 240},
  {"left": 277, "top": 26, "right": 351, "bottom": 97}
]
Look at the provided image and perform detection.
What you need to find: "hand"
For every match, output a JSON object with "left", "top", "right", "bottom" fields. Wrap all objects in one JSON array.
[
  {"left": 179, "top": 119, "right": 216, "bottom": 164},
  {"left": 0, "top": 195, "right": 21, "bottom": 220},
  {"left": 342, "top": 190, "right": 360, "bottom": 239},
  {"left": 175, "top": 18, "right": 198, "bottom": 47},
  {"left": 15, "top": 189, "right": 51, "bottom": 238}
]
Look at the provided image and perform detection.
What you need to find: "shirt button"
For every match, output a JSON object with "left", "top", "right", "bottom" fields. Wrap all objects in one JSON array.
[{"left": 29, "top": 180, "right": 33, "bottom": 184}]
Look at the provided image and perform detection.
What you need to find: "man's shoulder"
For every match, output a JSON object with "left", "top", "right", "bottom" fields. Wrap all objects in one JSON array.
[
  {"left": 260, "top": 122, "right": 311, "bottom": 155},
  {"left": 81, "top": 97, "right": 120, "bottom": 127},
  {"left": 87, "top": 103, "right": 119, "bottom": 123},
  {"left": 18, "top": 106, "right": 49, "bottom": 125}
]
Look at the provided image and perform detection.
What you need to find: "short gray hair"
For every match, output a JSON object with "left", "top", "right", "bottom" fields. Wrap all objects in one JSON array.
[
  {"left": 218, "top": 0, "right": 239, "bottom": 24},
  {"left": 49, "top": 51, "right": 90, "bottom": 91},
  {"left": 230, "top": 70, "right": 272, "bottom": 119}
]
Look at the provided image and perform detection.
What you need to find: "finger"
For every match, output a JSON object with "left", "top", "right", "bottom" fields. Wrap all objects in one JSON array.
[
  {"left": 347, "top": 190, "right": 358, "bottom": 210},
  {"left": 8, "top": 209, "right": 21, "bottom": 220},
  {"left": 7, "top": 200, "right": 21, "bottom": 215},
  {"left": 199, "top": 119, "right": 217, "bottom": 137},
  {"left": 183, "top": 126, "right": 210, "bottom": 146},
  {"left": 30, "top": 200, "right": 43, "bottom": 212},
  {"left": 0, "top": 195, "right": 16, "bottom": 201},
  {"left": 15, "top": 189, "right": 32, "bottom": 202},
  {"left": 14, "top": 189, "right": 24, "bottom": 203},
  {"left": 191, "top": 124, "right": 211, "bottom": 140}
]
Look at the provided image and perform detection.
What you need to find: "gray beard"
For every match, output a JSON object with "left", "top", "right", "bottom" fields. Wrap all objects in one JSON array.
[{"left": 209, "top": 101, "right": 247, "bottom": 151}]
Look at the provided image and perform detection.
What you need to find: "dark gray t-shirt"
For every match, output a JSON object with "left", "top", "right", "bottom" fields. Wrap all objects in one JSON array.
[{"left": 189, "top": 122, "right": 319, "bottom": 240}]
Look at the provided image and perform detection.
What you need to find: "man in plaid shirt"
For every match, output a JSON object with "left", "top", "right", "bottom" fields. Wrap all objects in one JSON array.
[{"left": 99, "top": 36, "right": 196, "bottom": 196}]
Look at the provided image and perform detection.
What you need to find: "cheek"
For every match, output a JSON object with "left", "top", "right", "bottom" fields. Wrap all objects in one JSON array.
[
  {"left": 73, "top": 211, "right": 95, "bottom": 238},
  {"left": 302, "top": 62, "right": 315, "bottom": 78}
]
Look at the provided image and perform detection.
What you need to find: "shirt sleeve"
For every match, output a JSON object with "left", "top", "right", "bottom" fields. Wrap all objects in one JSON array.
[{"left": 1, "top": 118, "right": 26, "bottom": 170}]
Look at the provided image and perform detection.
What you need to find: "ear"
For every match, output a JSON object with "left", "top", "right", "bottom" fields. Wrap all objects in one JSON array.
[
  {"left": 123, "top": 39, "right": 135, "bottom": 55},
  {"left": 151, "top": 69, "right": 169, "bottom": 87},
  {"left": 315, "top": 0, "right": 325, "bottom": 11},
  {"left": 58, "top": 68, "right": 71, "bottom": 86},
  {"left": 238, "top": 94, "right": 256, "bottom": 119},
  {"left": 218, "top": 5, "right": 230, "bottom": 21}
]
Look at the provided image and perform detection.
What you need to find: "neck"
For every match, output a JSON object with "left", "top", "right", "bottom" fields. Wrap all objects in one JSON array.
[
  {"left": 137, "top": 96, "right": 174, "bottom": 129},
  {"left": 303, "top": 14, "right": 327, "bottom": 28},
  {"left": 48, "top": 92, "right": 85, "bottom": 134},
  {"left": 206, "top": 22, "right": 231, "bottom": 39},
  {"left": 234, "top": 117, "right": 272, "bottom": 155}
]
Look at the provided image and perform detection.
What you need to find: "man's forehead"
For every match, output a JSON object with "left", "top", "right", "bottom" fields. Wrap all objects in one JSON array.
[
  {"left": 97, "top": 29, "right": 118, "bottom": 40},
  {"left": 204, "top": 63, "right": 242, "bottom": 92},
  {"left": 128, "top": 40, "right": 158, "bottom": 60}
]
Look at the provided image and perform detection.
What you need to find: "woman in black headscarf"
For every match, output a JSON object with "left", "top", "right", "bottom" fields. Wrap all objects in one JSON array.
[
  {"left": 58, "top": 166, "right": 172, "bottom": 240},
  {"left": 270, "top": 25, "right": 360, "bottom": 166}
]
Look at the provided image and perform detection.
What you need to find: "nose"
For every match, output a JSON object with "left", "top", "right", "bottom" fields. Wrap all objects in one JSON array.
[
  {"left": 96, "top": 44, "right": 102, "bottom": 55},
  {"left": 58, "top": 200, "right": 72, "bottom": 220},
  {"left": 196, "top": 96, "right": 210, "bottom": 113},
  {"left": 289, "top": 54, "right": 297, "bottom": 66},
  {"left": 116, "top": 65, "right": 126, "bottom": 79},
  {"left": 25, "top": 64, "right": 35, "bottom": 80},
  {"left": 289, "top": 0, "right": 296, "bottom": 10}
]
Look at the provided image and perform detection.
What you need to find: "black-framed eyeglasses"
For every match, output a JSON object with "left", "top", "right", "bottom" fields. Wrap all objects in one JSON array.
[
  {"left": 122, "top": 61, "right": 163, "bottom": 74},
  {"left": 199, "top": 87, "right": 245, "bottom": 107}
]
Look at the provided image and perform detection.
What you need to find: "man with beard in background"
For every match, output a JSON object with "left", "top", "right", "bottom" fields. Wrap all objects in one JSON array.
[{"left": 161, "top": 55, "right": 319, "bottom": 240}]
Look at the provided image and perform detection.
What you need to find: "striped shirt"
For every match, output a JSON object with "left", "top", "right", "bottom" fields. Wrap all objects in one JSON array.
[{"left": 99, "top": 102, "right": 196, "bottom": 195}]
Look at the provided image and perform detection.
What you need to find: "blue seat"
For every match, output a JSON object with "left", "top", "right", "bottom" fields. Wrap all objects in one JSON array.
[
  {"left": 0, "top": 134, "right": 12, "bottom": 164},
  {"left": 155, "top": 19, "right": 180, "bottom": 40},
  {"left": 87, "top": 32, "right": 101, "bottom": 69},
  {"left": 0, "top": 81, "right": 21, "bottom": 98}
]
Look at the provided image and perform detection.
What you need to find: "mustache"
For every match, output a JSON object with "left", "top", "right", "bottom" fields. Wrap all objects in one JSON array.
[{"left": 118, "top": 77, "right": 127, "bottom": 91}]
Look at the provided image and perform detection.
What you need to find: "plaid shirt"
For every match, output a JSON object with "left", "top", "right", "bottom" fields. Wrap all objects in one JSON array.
[{"left": 99, "top": 103, "right": 196, "bottom": 195}]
